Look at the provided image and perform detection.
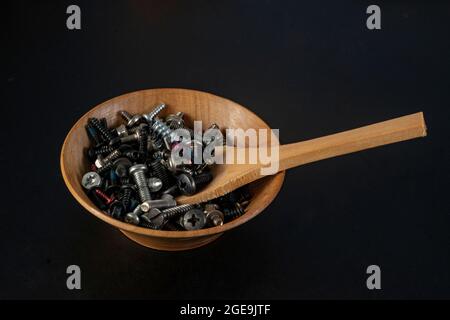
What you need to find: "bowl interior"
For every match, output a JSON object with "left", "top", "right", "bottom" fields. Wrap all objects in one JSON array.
[{"left": 61, "top": 88, "right": 285, "bottom": 238}]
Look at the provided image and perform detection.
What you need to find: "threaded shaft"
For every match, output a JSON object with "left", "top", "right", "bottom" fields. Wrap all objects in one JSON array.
[
  {"left": 140, "top": 221, "right": 157, "bottom": 229},
  {"left": 121, "top": 187, "right": 132, "bottom": 211},
  {"left": 97, "top": 161, "right": 114, "bottom": 175},
  {"left": 166, "top": 112, "right": 185, "bottom": 129},
  {"left": 164, "top": 221, "right": 184, "bottom": 231},
  {"left": 151, "top": 118, "right": 172, "bottom": 141},
  {"left": 119, "top": 110, "right": 133, "bottom": 122},
  {"left": 149, "top": 159, "right": 171, "bottom": 188},
  {"left": 223, "top": 203, "right": 245, "bottom": 221},
  {"left": 120, "top": 177, "right": 130, "bottom": 185},
  {"left": 130, "top": 170, "right": 152, "bottom": 202},
  {"left": 85, "top": 124, "right": 102, "bottom": 146},
  {"left": 94, "top": 189, "right": 114, "bottom": 205},
  {"left": 162, "top": 204, "right": 195, "bottom": 220},
  {"left": 94, "top": 145, "right": 114, "bottom": 156},
  {"left": 145, "top": 103, "right": 166, "bottom": 123},
  {"left": 194, "top": 172, "right": 213, "bottom": 187},
  {"left": 103, "top": 149, "right": 122, "bottom": 164},
  {"left": 138, "top": 129, "right": 148, "bottom": 161},
  {"left": 89, "top": 118, "right": 114, "bottom": 142}
]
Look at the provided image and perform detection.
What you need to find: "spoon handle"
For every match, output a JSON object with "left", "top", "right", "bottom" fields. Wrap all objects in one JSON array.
[{"left": 278, "top": 112, "right": 426, "bottom": 171}]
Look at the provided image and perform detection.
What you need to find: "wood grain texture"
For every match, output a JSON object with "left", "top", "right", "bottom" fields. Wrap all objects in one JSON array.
[
  {"left": 178, "top": 112, "right": 427, "bottom": 204},
  {"left": 60, "top": 88, "right": 285, "bottom": 251}
]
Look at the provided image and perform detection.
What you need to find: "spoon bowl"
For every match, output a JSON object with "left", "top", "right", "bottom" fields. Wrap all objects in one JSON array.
[{"left": 60, "top": 88, "right": 285, "bottom": 251}]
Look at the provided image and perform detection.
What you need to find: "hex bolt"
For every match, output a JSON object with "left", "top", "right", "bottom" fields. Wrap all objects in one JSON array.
[
  {"left": 81, "top": 171, "right": 102, "bottom": 190},
  {"left": 204, "top": 204, "right": 224, "bottom": 227},
  {"left": 119, "top": 110, "right": 142, "bottom": 128},
  {"left": 129, "top": 164, "right": 152, "bottom": 203},
  {"left": 143, "top": 103, "right": 166, "bottom": 124},
  {"left": 178, "top": 208, "right": 206, "bottom": 230}
]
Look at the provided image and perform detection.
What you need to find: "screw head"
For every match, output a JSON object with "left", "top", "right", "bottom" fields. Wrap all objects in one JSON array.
[
  {"left": 181, "top": 208, "right": 206, "bottom": 230},
  {"left": 81, "top": 172, "right": 102, "bottom": 190},
  {"left": 124, "top": 212, "right": 140, "bottom": 225},
  {"left": 116, "top": 124, "right": 128, "bottom": 137},
  {"left": 127, "top": 115, "right": 142, "bottom": 128},
  {"left": 147, "top": 177, "right": 163, "bottom": 192},
  {"left": 129, "top": 164, "right": 147, "bottom": 175},
  {"left": 176, "top": 173, "right": 196, "bottom": 196},
  {"left": 94, "top": 158, "right": 104, "bottom": 169},
  {"left": 140, "top": 201, "right": 151, "bottom": 213}
]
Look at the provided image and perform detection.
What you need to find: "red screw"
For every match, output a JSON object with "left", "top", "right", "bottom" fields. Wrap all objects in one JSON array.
[{"left": 94, "top": 189, "right": 114, "bottom": 206}]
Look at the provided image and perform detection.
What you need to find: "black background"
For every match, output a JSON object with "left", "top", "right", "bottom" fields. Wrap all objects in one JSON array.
[{"left": 3, "top": 0, "right": 450, "bottom": 299}]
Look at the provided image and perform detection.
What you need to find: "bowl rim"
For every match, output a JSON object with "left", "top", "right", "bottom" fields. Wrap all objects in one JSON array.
[{"left": 60, "top": 88, "right": 285, "bottom": 238}]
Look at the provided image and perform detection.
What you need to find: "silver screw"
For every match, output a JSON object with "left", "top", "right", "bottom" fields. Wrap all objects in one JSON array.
[
  {"left": 120, "top": 110, "right": 142, "bottom": 128},
  {"left": 140, "top": 194, "right": 176, "bottom": 212},
  {"left": 165, "top": 112, "right": 185, "bottom": 129},
  {"left": 143, "top": 103, "right": 166, "bottom": 123},
  {"left": 81, "top": 172, "right": 102, "bottom": 190},
  {"left": 147, "top": 177, "right": 163, "bottom": 192},
  {"left": 129, "top": 164, "right": 152, "bottom": 203}
]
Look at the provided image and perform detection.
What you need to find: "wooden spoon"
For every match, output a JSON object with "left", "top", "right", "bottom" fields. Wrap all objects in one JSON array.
[{"left": 177, "top": 112, "right": 426, "bottom": 204}]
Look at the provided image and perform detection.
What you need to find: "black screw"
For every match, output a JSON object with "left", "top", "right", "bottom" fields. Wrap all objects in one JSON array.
[{"left": 176, "top": 171, "right": 212, "bottom": 196}]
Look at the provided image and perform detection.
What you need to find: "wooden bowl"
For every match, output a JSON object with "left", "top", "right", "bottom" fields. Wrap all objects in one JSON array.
[{"left": 60, "top": 88, "right": 285, "bottom": 251}]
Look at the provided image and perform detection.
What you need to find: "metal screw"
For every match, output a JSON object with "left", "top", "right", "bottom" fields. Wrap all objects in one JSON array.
[
  {"left": 93, "top": 189, "right": 115, "bottom": 206},
  {"left": 115, "top": 124, "right": 128, "bottom": 137},
  {"left": 147, "top": 177, "right": 163, "bottom": 192},
  {"left": 166, "top": 111, "right": 185, "bottom": 129},
  {"left": 176, "top": 171, "right": 212, "bottom": 196},
  {"left": 129, "top": 164, "right": 152, "bottom": 203},
  {"left": 124, "top": 205, "right": 143, "bottom": 225},
  {"left": 204, "top": 203, "right": 224, "bottom": 226},
  {"left": 141, "top": 204, "right": 195, "bottom": 229},
  {"left": 81, "top": 172, "right": 102, "bottom": 190},
  {"left": 143, "top": 103, "right": 166, "bottom": 124},
  {"left": 178, "top": 208, "right": 206, "bottom": 230},
  {"left": 223, "top": 202, "right": 246, "bottom": 222},
  {"left": 140, "top": 194, "right": 176, "bottom": 212},
  {"left": 88, "top": 118, "right": 115, "bottom": 142},
  {"left": 151, "top": 118, "right": 176, "bottom": 150},
  {"left": 119, "top": 110, "right": 142, "bottom": 128}
]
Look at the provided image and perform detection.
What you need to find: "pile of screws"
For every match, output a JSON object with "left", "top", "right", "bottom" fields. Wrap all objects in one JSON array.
[{"left": 81, "top": 103, "right": 251, "bottom": 231}]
